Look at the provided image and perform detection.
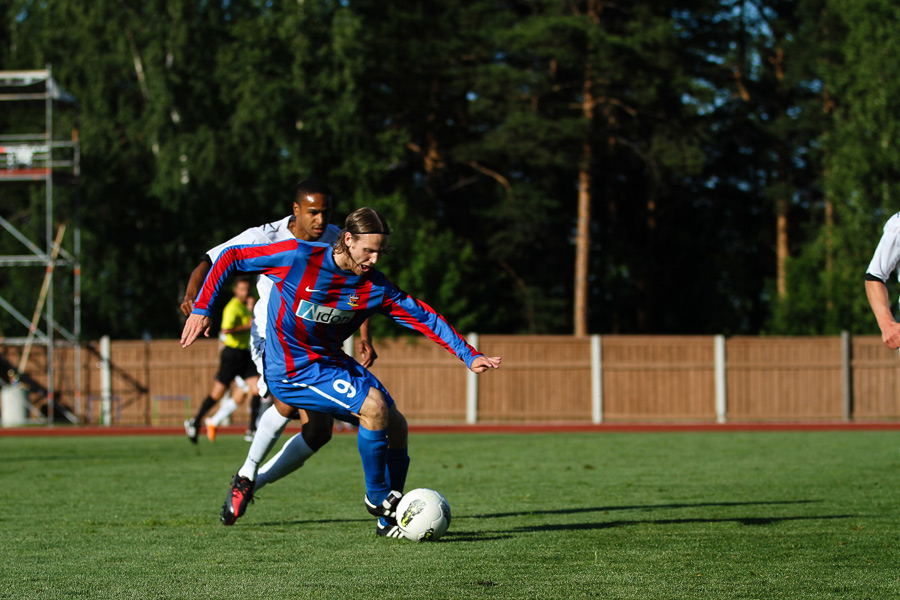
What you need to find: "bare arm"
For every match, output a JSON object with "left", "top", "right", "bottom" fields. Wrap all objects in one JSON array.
[
  {"left": 865, "top": 279, "right": 900, "bottom": 349},
  {"left": 356, "top": 318, "right": 378, "bottom": 368},
  {"left": 180, "top": 260, "right": 212, "bottom": 316}
]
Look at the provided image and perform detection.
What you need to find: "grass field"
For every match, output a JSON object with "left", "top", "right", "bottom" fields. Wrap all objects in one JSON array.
[{"left": 2, "top": 429, "right": 900, "bottom": 599}]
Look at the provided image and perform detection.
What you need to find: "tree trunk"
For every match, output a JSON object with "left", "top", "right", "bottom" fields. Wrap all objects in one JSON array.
[
  {"left": 824, "top": 188, "right": 834, "bottom": 311},
  {"left": 575, "top": 139, "right": 591, "bottom": 337},
  {"left": 772, "top": 43, "right": 789, "bottom": 300},
  {"left": 574, "top": 0, "right": 600, "bottom": 337},
  {"left": 776, "top": 197, "right": 788, "bottom": 298}
]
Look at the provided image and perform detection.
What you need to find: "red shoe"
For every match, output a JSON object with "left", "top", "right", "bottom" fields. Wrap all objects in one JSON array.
[{"left": 221, "top": 473, "right": 254, "bottom": 525}]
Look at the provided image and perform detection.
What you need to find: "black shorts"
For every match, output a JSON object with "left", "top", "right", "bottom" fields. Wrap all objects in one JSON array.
[{"left": 215, "top": 347, "right": 258, "bottom": 385}]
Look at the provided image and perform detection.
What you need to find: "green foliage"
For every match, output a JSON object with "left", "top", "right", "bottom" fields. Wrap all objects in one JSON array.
[
  {"left": 772, "top": 0, "right": 900, "bottom": 335},
  {"left": 3, "top": 1, "right": 900, "bottom": 339}
]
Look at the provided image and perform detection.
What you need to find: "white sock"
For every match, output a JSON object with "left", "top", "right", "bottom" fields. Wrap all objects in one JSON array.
[
  {"left": 208, "top": 396, "right": 238, "bottom": 427},
  {"left": 256, "top": 399, "right": 273, "bottom": 428},
  {"left": 238, "top": 405, "right": 289, "bottom": 480},
  {"left": 255, "top": 433, "right": 315, "bottom": 492}
]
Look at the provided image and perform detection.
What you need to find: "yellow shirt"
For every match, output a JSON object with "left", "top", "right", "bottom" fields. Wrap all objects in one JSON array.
[{"left": 221, "top": 296, "right": 252, "bottom": 349}]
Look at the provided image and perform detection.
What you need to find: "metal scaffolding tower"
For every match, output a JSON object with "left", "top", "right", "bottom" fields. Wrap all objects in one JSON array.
[{"left": 0, "top": 66, "right": 81, "bottom": 424}]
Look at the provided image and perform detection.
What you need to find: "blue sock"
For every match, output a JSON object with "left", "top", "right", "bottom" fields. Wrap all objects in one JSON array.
[
  {"left": 357, "top": 426, "right": 389, "bottom": 505},
  {"left": 385, "top": 447, "right": 410, "bottom": 493}
]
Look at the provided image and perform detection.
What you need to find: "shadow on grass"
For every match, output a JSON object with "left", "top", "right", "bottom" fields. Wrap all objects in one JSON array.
[
  {"left": 511, "top": 513, "right": 853, "bottom": 533},
  {"left": 440, "top": 512, "right": 852, "bottom": 541},
  {"left": 255, "top": 500, "right": 847, "bottom": 543},
  {"left": 448, "top": 500, "right": 855, "bottom": 540},
  {"left": 463, "top": 499, "right": 822, "bottom": 520}
]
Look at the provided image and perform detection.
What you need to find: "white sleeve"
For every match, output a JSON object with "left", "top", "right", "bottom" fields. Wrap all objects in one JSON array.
[
  {"left": 867, "top": 214, "right": 900, "bottom": 283},
  {"left": 205, "top": 226, "right": 269, "bottom": 262}
]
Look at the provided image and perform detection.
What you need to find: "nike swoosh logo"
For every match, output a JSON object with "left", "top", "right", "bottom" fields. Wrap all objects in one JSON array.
[{"left": 306, "top": 286, "right": 323, "bottom": 293}]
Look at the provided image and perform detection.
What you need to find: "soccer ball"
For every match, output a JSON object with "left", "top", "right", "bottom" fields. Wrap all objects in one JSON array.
[{"left": 396, "top": 488, "right": 451, "bottom": 542}]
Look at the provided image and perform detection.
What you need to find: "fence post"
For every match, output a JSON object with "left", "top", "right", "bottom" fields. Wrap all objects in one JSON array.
[
  {"left": 715, "top": 335, "right": 726, "bottom": 424},
  {"left": 842, "top": 330, "right": 853, "bottom": 421},
  {"left": 100, "top": 335, "right": 111, "bottom": 426},
  {"left": 466, "top": 333, "right": 478, "bottom": 424},
  {"left": 591, "top": 334, "right": 602, "bottom": 424}
]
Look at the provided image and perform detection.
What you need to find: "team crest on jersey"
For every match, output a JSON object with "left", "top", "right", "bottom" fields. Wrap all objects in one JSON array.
[
  {"left": 296, "top": 300, "right": 354, "bottom": 325},
  {"left": 348, "top": 293, "right": 360, "bottom": 307}
]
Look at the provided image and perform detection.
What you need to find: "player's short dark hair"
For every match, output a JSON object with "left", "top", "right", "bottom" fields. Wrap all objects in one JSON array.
[{"left": 294, "top": 179, "right": 334, "bottom": 202}]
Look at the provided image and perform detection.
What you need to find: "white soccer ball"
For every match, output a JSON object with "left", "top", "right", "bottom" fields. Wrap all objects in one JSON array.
[{"left": 396, "top": 488, "right": 451, "bottom": 542}]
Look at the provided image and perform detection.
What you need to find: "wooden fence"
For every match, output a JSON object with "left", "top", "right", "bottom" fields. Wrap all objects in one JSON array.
[{"left": 3, "top": 334, "right": 900, "bottom": 426}]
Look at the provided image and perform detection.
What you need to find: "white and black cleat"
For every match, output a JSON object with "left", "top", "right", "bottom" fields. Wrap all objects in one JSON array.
[
  {"left": 376, "top": 519, "right": 406, "bottom": 539},
  {"left": 365, "top": 490, "right": 403, "bottom": 519},
  {"left": 184, "top": 419, "right": 198, "bottom": 444}
]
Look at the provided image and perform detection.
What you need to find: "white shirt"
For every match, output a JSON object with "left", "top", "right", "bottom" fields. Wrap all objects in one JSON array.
[
  {"left": 205, "top": 216, "right": 341, "bottom": 341},
  {"left": 867, "top": 213, "right": 900, "bottom": 285}
]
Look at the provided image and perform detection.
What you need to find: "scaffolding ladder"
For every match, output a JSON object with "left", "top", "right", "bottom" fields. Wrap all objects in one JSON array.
[{"left": 0, "top": 65, "right": 81, "bottom": 425}]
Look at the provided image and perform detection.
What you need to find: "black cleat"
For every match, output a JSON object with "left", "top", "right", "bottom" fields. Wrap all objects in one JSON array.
[{"left": 221, "top": 473, "right": 254, "bottom": 525}]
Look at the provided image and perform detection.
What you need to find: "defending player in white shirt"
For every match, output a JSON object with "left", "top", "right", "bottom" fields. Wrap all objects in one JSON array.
[{"left": 865, "top": 212, "right": 900, "bottom": 349}]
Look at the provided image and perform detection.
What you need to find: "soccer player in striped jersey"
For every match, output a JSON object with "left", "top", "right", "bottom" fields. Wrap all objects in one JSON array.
[
  {"left": 181, "top": 207, "right": 501, "bottom": 536},
  {"left": 180, "top": 180, "right": 375, "bottom": 489}
]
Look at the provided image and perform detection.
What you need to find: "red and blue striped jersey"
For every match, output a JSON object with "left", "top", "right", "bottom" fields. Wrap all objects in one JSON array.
[{"left": 192, "top": 239, "right": 482, "bottom": 378}]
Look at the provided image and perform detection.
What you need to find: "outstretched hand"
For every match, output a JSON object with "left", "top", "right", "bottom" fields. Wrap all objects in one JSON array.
[
  {"left": 470, "top": 355, "right": 502, "bottom": 373},
  {"left": 181, "top": 314, "right": 211, "bottom": 348}
]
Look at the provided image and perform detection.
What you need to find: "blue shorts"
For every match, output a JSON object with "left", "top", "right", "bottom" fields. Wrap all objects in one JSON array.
[{"left": 268, "top": 357, "right": 394, "bottom": 420}]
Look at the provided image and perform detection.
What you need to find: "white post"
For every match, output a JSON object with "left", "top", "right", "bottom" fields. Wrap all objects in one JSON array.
[
  {"left": 100, "top": 335, "right": 111, "bottom": 426},
  {"left": 841, "top": 330, "right": 852, "bottom": 421},
  {"left": 343, "top": 334, "right": 354, "bottom": 358},
  {"left": 466, "top": 333, "right": 479, "bottom": 424},
  {"left": 1, "top": 384, "right": 28, "bottom": 427},
  {"left": 590, "top": 334, "right": 602, "bottom": 424},
  {"left": 714, "top": 335, "right": 726, "bottom": 424}
]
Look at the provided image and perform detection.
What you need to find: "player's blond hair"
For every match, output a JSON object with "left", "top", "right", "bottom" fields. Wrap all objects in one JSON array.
[{"left": 334, "top": 207, "right": 391, "bottom": 256}]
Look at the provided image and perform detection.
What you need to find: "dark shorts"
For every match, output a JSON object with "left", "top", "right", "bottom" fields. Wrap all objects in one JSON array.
[{"left": 215, "top": 346, "right": 259, "bottom": 385}]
